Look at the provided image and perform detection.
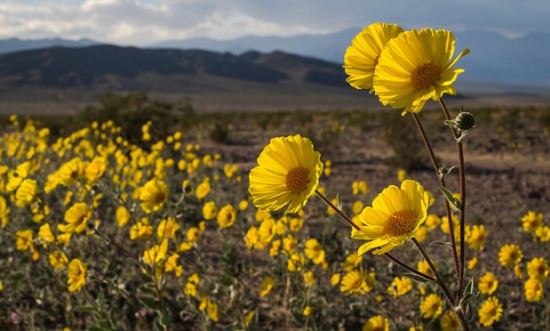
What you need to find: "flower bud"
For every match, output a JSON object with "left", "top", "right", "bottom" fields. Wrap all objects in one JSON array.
[{"left": 455, "top": 112, "right": 476, "bottom": 132}]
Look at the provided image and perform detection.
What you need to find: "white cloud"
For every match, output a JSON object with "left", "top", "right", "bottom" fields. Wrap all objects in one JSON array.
[{"left": 0, "top": 0, "right": 548, "bottom": 45}]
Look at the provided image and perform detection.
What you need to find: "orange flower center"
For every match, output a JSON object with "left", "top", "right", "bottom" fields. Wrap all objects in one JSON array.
[
  {"left": 411, "top": 63, "right": 441, "bottom": 90},
  {"left": 285, "top": 167, "right": 310, "bottom": 193},
  {"left": 384, "top": 210, "right": 418, "bottom": 237},
  {"left": 152, "top": 190, "right": 166, "bottom": 204}
]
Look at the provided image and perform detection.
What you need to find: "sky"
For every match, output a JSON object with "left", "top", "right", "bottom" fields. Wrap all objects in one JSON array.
[{"left": 0, "top": 0, "right": 549, "bottom": 45}]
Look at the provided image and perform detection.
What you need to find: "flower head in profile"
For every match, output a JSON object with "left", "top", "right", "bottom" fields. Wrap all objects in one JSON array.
[
  {"left": 260, "top": 276, "right": 274, "bottom": 297},
  {"left": 15, "top": 179, "right": 39, "bottom": 207},
  {"left": 374, "top": 28, "right": 469, "bottom": 114},
  {"left": 343, "top": 22, "right": 404, "bottom": 92},
  {"left": 249, "top": 135, "right": 323, "bottom": 213},
  {"left": 352, "top": 180, "right": 430, "bottom": 255},
  {"left": 340, "top": 268, "right": 375, "bottom": 295},
  {"left": 478, "top": 296, "right": 502, "bottom": 327},
  {"left": 362, "top": 315, "right": 389, "bottom": 331},
  {"left": 67, "top": 258, "right": 87, "bottom": 292},
  {"left": 139, "top": 179, "right": 168, "bottom": 213},
  {"left": 58, "top": 202, "right": 91, "bottom": 234},
  {"left": 524, "top": 278, "right": 543, "bottom": 302}
]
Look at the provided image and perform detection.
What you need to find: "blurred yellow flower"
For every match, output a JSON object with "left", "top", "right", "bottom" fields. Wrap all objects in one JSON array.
[
  {"left": 303, "top": 270, "right": 315, "bottom": 287},
  {"left": 342, "top": 252, "right": 363, "bottom": 272},
  {"left": 157, "top": 217, "right": 181, "bottom": 240},
  {"left": 217, "top": 204, "right": 236, "bottom": 228},
  {"left": 536, "top": 225, "right": 550, "bottom": 242},
  {"left": 15, "top": 179, "right": 39, "bottom": 207},
  {"left": 303, "top": 306, "right": 312, "bottom": 317},
  {"left": 187, "top": 227, "right": 201, "bottom": 242},
  {"left": 397, "top": 169, "right": 407, "bottom": 182},
  {"left": 340, "top": 269, "right": 375, "bottom": 295},
  {"left": 85, "top": 156, "right": 107, "bottom": 184},
  {"left": 67, "top": 259, "right": 87, "bottom": 292},
  {"left": 57, "top": 158, "right": 85, "bottom": 187},
  {"left": 374, "top": 29, "right": 469, "bottom": 114},
  {"left": 352, "top": 201, "right": 364, "bottom": 215},
  {"left": 352, "top": 180, "right": 430, "bottom": 255},
  {"left": 139, "top": 179, "right": 168, "bottom": 213},
  {"left": 330, "top": 273, "right": 341, "bottom": 286},
  {"left": 387, "top": 276, "right": 413, "bottom": 297},
  {"left": 343, "top": 22, "right": 403, "bottom": 91},
  {"left": 59, "top": 202, "right": 91, "bottom": 234},
  {"left": 527, "top": 257, "right": 549, "bottom": 282},
  {"left": 478, "top": 272, "right": 498, "bottom": 295},
  {"left": 466, "top": 224, "right": 487, "bottom": 250},
  {"left": 440, "top": 311, "right": 459, "bottom": 331},
  {"left": 420, "top": 294, "right": 443, "bottom": 319},
  {"left": 116, "top": 205, "right": 131, "bottom": 227},
  {"left": 304, "top": 238, "right": 325, "bottom": 265},
  {"left": 260, "top": 276, "right": 274, "bottom": 297},
  {"left": 129, "top": 219, "right": 153, "bottom": 241},
  {"left": 521, "top": 211, "right": 543, "bottom": 232},
  {"left": 143, "top": 240, "right": 168, "bottom": 266},
  {"left": 478, "top": 296, "right": 502, "bottom": 327},
  {"left": 49, "top": 250, "right": 69, "bottom": 269},
  {"left": 287, "top": 253, "right": 304, "bottom": 272},
  {"left": 498, "top": 244, "right": 523, "bottom": 268},
  {"left": 424, "top": 214, "right": 441, "bottom": 231},
  {"left": 195, "top": 180, "right": 210, "bottom": 200},
  {"left": 202, "top": 201, "right": 218, "bottom": 220},
  {"left": 362, "top": 315, "right": 389, "bottom": 331},
  {"left": 468, "top": 257, "right": 478, "bottom": 270},
  {"left": 249, "top": 135, "right": 323, "bottom": 213},
  {"left": 238, "top": 200, "right": 249, "bottom": 211}
]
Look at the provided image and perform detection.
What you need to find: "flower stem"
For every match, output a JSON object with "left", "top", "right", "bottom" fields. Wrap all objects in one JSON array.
[
  {"left": 410, "top": 112, "right": 461, "bottom": 287},
  {"left": 439, "top": 98, "right": 467, "bottom": 303},
  {"left": 315, "top": 190, "right": 434, "bottom": 282},
  {"left": 411, "top": 238, "right": 469, "bottom": 331}
]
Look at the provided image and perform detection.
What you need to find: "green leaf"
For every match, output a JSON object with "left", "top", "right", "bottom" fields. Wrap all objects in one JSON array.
[
  {"left": 464, "top": 277, "right": 475, "bottom": 295},
  {"left": 73, "top": 305, "right": 95, "bottom": 312},
  {"left": 440, "top": 187, "right": 461, "bottom": 209},
  {"left": 400, "top": 272, "right": 429, "bottom": 283},
  {"left": 444, "top": 120, "right": 456, "bottom": 126},
  {"left": 429, "top": 241, "right": 452, "bottom": 248},
  {"left": 139, "top": 296, "right": 160, "bottom": 310}
]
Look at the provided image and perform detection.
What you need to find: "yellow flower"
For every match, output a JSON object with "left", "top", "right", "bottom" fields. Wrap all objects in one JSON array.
[
  {"left": 6, "top": 161, "right": 32, "bottom": 192},
  {"left": 282, "top": 235, "right": 297, "bottom": 255},
  {"left": 85, "top": 156, "right": 107, "bottom": 184},
  {"left": 498, "top": 244, "right": 523, "bottom": 268},
  {"left": 157, "top": 217, "right": 181, "bottom": 240},
  {"left": 514, "top": 265, "right": 525, "bottom": 280},
  {"left": 16, "top": 229, "right": 34, "bottom": 251},
  {"left": 415, "top": 226, "right": 429, "bottom": 242},
  {"left": 164, "top": 253, "right": 182, "bottom": 277},
  {"left": 387, "top": 276, "right": 413, "bottom": 297},
  {"left": 342, "top": 252, "right": 363, "bottom": 272},
  {"left": 178, "top": 241, "right": 193, "bottom": 252},
  {"left": 420, "top": 294, "right": 443, "bottom": 319},
  {"left": 238, "top": 200, "right": 249, "bottom": 211},
  {"left": 478, "top": 272, "right": 498, "bottom": 295},
  {"left": 331, "top": 273, "right": 341, "bottom": 286},
  {"left": 143, "top": 240, "right": 168, "bottom": 266},
  {"left": 374, "top": 29, "right": 469, "bottom": 114},
  {"left": 521, "top": 211, "right": 543, "bottom": 232},
  {"left": 195, "top": 180, "right": 210, "bottom": 200},
  {"left": 352, "top": 180, "right": 369, "bottom": 195},
  {"left": 249, "top": 135, "right": 323, "bottom": 213},
  {"left": 397, "top": 169, "right": 407, "bottom": 182},
  {"left": 352, "top": 180, "right": 430, "bottom": 255},
  {"left": 116, "top": 205, "right": 131, "bottom": 227},
  {"left": 287, "top": 253, "right": 304, "bottom": 272},
  {"left": 67, "top": 259, "right": 87, "bottom": 292},
  {"left": 303, "top": 270, "right": 315, "bottom": 287},
  {"left": 269, "top": 239, "right": 281, "bottom": 256},
  {"left": 129, "top": 219, "right": 153, "bottom": 241},
  {"left": 0, "top": 196, "right": 9, "bottom": 227},
  {"left": 260, "top": 276, "right": 274, "bottom": 297},
  {"left": 255, "top": 209, "right": 271, "bottom": 222},
  {"left": 38, "top": 223, "right": 55, "bottom": 244},
  {"left": 289, "top": 217, "right": 303, "bottom": 232},
  {"left": 49, "top": 250, "right": 69, "bottom": 269},
  {"left": 362, "top": 315, "right": 389, "bottom": 331},
  {"left": 187, "top": 227, "right": 201, "bottom": 242},
  {"left": 536, "top": 226, "right": 550, "bottom": 242},
  {"left": 468, "top": 258, "right": 478, "bottom": 270},
  {"left": 15, "top": 179, "right": 39, "bottom": 207},
  {"left": 440, "top": 311, "right": 460, "bottom": 331},
  {"left": 466, "top": 224, "right": 487, "bottom": 250},
  {"left": 524, "top": 278, "right": 543, "bottom": 302},
  {"left": 57, "top": 158, "right": 85, "bottom": 186},
  {"left": 352, "top": 201, "right": 364, "bottom": 216},
  {"left": 478, "top": 296, "right": 502, "bottom": 327},
  {"left": 527, "top": 257, "right": 549, "bottom": 282},
  {"left": 217, "top": 204, "right": 236, "bottom": 228},
  {"left": 139, "top": 179, "right": 168, "bottom": 213},
  {"left": 202, "top": 201, "right": 218, "bottom": 220},
  {"left": 258, "top": 217, "right": 276, "bottom": 244},
  {"left": 441, "top": 214, "right": 459, "bottom": 234},
  {"left": 340, "top": 269, "right": 375, "bottom": 295},
  {"left": 304, "top": 238, "right": 325, "bottom": 264},
  {"left": 303, "top": 306, "right": 312, "bottom": 317},
  {"left": 58, "top": 202, "right": 91, "bottom": 234},
  {"left": 343, "top": 22, "right": 404, "bottom": 92},
  {"left": 207, "top": 301, "right": 219, "bottom": 322}
]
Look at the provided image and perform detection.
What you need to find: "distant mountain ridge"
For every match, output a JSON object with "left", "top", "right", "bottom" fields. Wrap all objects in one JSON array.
[
  {"left": 0, "top": 45, "right": 348, "bottom": 89},
  {"left": 0, "top": 37, "right": 97, "bottom": 55}
]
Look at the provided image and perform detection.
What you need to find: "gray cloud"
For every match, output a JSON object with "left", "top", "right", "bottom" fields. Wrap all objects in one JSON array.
[{"left": 0, "top": 0, "right": 548, "bottom": 45}]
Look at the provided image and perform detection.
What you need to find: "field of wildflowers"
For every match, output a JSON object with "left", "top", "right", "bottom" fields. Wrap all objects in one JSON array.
[{"left": 1, "top": 23, "right": 549, "bottom": 330}]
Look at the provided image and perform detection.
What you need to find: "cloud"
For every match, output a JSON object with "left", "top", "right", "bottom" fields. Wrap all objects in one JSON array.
[{"left": 0, "top": 0, "right": 548, "bottom": 45}]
